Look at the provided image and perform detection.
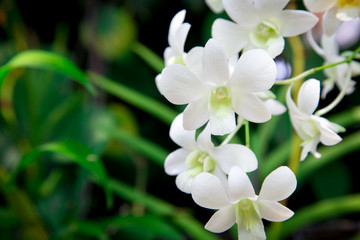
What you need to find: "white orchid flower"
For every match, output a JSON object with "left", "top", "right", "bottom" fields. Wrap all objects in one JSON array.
[
  {"left": 164, "top": 10, "right": 190, "bottom": 66},
  {"left": 212, "top": 0, "right": 318, "bottom": 58},
  {"left": 304, "top": 0, "right": 360, "bottom": 36},
  {"left": 157, "top": 39, "right": 277, "bottom": 135},
  {"left": 191, "top": 166, "right": 296, "bottom": 239},
  {"left": 156, "top": 10, "right": 191, "bottom": 93},
  {"left": 205, "top": 0, "right": 224, "bottom": 13},
  {"left": 286, "top": 79, "right": 344, "bottom": 160},
  {"left": 164, "top": 114, "right": 258, "bottom": 193},
  {"left": 321, "top": 34, "right": 360, "bottom": 98}
]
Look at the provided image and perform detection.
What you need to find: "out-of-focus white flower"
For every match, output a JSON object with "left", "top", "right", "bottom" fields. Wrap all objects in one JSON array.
[
  {"left": 286, "top": 79, "right": 344, "bottom": 160},
  {"left": 205, "top": 0, "right": 224, "bottom": 13},
  {"left": 191, "top": 166, "right": 296, "bottom": 239},
  {"left": 321, "top": 34, "right": 360, "bottom": 98},
  {"left": 336, "top": 18, "right": 360, "bottom": 48},
  {"left": 212, "top": 0, "right": 318, "bottom": 58},
  {"left": 304, "top": 0, "right": 360, "bottom": 36},
  {"left": 157, "top": 39, "right": 277, "bottom": 135},
  {"left": 164, "top": 114, "right": 258, "bottom": 193}
]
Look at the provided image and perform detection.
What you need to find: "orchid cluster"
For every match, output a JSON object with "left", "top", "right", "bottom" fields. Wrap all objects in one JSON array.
[{"left": 156, "top": 0, "right": 360, "bottom": 239}]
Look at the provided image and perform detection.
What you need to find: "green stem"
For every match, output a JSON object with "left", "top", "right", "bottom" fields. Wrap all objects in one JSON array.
[
  {"left": 315, "top": 65, "right": 352, "bottom": 116},
  {"left": 275, "top": 44, "right": 360, "bottom": 86},
  {"left": 268, "top": 35, "right": 305, "bottom": 240},
  {"left": 220, "top": 119, "right": 243, "bottom": 145},
  {"left": 275, "top": 60, "right": 348, "bottom": 85},
  {"left": 287, "top": 35, "right": 305, "bottom": 174},
  {"left": 106, "top": 178, "right": 219, "bottom": 240},
  {"left": 132, "top": 156, "right": 148, "bottom": 216},
  {"left": 88, "top": 71, "right": 177, "bottom": 125},
  {"left": 245, "top": 120, "right": 250, "bottom": 148},
  {"left": 131, "top": 42, "right": 164, "bottom": 73},
  {"left": 272, "top": 194, "right": 360, "bottom": 239}
]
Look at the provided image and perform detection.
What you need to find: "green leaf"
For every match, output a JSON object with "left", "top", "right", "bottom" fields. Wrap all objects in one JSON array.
[
  {"left": 272, "top": 194, "right": 360, "bottom": 239},
  {"left": 297, "top": 131, "right": 360, "bottom": 185},
  {"left": 88, "top": 71, "right": 177, "bottom": 125},
  {"left": 98, "top": 123, "right": 168, "bottom": 166},
  {"left": 100, "top": 215, "right": 183, "bottom": 240},
  {"left": 14, "top": 141, "right": 112, "bottom": 208},
  {"left": 310, "top": 161, "right": 351, "bottom": 200},
  {"left": 0, "top": 207, "right": 19, "bottom": 229},
  {"left": 131, "top": 42, "right": 164, "bottom": 73},
  {"left": 0, "top": 50, "right": 96, "bottom": 95},
  {"left": 262, "top": 106, "right": 360, "bottom": 182},
  {"left": 71, "top": 221, "right": 109, "bottom": 240},
  {"left": 106, "top": 178, "right": 219, "bottom": 240}
]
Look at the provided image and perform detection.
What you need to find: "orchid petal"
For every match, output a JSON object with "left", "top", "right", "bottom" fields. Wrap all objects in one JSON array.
[
  {"left": 183, "top": 97, "right": 211, "bottom": 130},
  {"left": 301, "top": 137, "right": 321, "bottom": 160},
  {"left": 351, "top": 61, "right": 360, "bottom": 76},
  {"left": 263, "top": 35, "right": 285, "bottom": 58},
  {"left": 319, "top": 126, "right": 342, "bottom": 145},
  {"left": 286, "top": 84, "right": 307, "bottom": 119},
  {"left": 322, "top": 34, "right": 339, "bottom": 59},
  {"left": 205, "top": 0, "right": 224, "bottom": 13},
  {"left": 323, "top": 7, "right": 343, "bottom": 36},
  {"left": 303, "top": 0, "right": 336, "bottom": 12},
  {"left": 222, "top": 0, "right": 259, "bottom": 27},
  {"left": 258, "top": 200, "right": 294, "bottom": 222},
  {"left": 209, "top": 110, "right": 236, "bottom": 136},
  {"left": 158, "top": 64, "right": 205, "bottom": 104},
  {"left": 259, "top": 166, "right": 297, "bottom": 201},
  {"left": 184, "top": 46, "right": 204, "bottom": 79},
  {"left": 230, "top": 49, "right": 276, "bottom": 92},
  {"left": 277, "top": 10, "right": 318, "bottom": 37},
  {"left": 175, "top": 171, "right": 194, "bottom": 193},
  {"left": 297, "top": 79, "right": 320, "bottom": 115},
  {"left": 228, "top": 166, "right": 256, "bottom": 202},
  {"left": 172, "top": 23, "right": 191, "bottom": 55},
  {"left": 168, "top": 10, "right": 186, "bottom": 43},
  {"left": 203, "top": 39, "right": 230, "bottom": 85},
  {"left": 164, "top": 148, "right": 189, "bottom": 175},
  {"left": 213, "top": 144, "right": 258, "bottom": 173},
  {"left": 168, "top": 10, "right": 190, "bottom": 53},
  {"left": 212, "top": 166, "right": 229, "bottom": 191},
  {"left": 164, "top": 47, "right": 177, "bottom": 66},
  {"left": 253, "top": 0, "right": 290, "bottom": 14},
  {"left": 264, "top": 99, "right": 287, "bottom": 115},
  {"left": 234, "top": 93, "right": 271, "bottom": 123},
  {"left": 212, "top": 19, "right": 248, "bottom": 58},
  {"left": 196, "top": 124, "right": 214, "bottom": 151},
  {"left": 205, "top": 205, "right": 236, "bottom": 233},
  {"left": 237, "top": 220, "right": 266, "bottom": 240},
  {"left": 191, "top": 172, "right": 231, "bottom": 209},
  {"left": 316, "top": 117, "right": 342, "bottom": 145},
  {"left": 169, "top": 114, "right": 196, "bottom": 149}
]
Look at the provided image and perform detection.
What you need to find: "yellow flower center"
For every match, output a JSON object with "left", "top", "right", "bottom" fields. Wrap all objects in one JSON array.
[
  {"left": 336, "top": 0, "right": 360, "bottom": 20},
  {"left": 337, "top": 0, "right": 359, "bottom": 8}
]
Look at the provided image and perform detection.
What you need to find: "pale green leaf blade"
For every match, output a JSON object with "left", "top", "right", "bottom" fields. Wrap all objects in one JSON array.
[{"left": 0, "top": 50, "right": 96, "bottom": 94}]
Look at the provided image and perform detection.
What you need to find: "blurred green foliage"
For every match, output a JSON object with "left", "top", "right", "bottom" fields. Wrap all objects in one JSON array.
[{"left": 0, "top": 0, "right": 360, "bottom": 239}]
